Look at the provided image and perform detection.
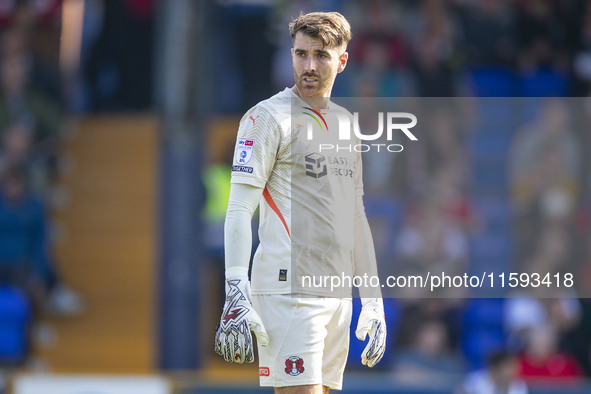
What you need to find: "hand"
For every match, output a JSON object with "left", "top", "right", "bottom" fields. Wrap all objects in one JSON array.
[
  {"left": 355, "top": 298, "right": 387, "bottom": 367},
  {"left": 214, "top": 276, "right": 269, "bottom": 363}
]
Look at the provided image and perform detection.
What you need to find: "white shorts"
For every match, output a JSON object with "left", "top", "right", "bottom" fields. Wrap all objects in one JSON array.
[{"left": 251, "top": 295, "right": 352, "bottom": 390}]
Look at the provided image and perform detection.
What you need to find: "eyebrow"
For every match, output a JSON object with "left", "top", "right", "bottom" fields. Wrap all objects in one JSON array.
[{"left": 294, "top": 48, "right": 331, "bottom": 57}]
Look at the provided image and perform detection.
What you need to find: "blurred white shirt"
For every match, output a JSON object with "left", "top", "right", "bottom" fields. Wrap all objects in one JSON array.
[{"left": 459, "top": 370, "right": 528, "bottom": 394}]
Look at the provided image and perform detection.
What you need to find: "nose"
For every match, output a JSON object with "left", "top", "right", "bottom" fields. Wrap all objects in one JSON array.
[{"left": 304, "top": 55, "right": 316, "bottom": 73}]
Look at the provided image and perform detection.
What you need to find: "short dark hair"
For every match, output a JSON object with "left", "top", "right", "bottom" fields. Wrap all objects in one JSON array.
[
  {"left": 487, "top": 350, "right": 516, "bottom": 369},
  {"left": 289, "top": 12, "right": 352, "bottom": 49}
]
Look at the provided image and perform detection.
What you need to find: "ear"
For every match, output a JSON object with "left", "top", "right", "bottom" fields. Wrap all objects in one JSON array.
[{"left": 337, "top": 51, "right": 348, "bottom": 73}]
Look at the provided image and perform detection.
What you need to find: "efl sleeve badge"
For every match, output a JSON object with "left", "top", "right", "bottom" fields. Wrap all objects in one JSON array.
[{"left": 234, "top": 138, "right": 255, "bottom": 165}]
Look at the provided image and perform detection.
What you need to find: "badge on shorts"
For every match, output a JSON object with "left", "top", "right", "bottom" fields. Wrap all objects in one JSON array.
[
  {"left": 235, "top": 138, "right": 255, "bottom": 165},
  {"left": 259, "top": 367, "right": 270, "bottom": 376},
  {"left": 285, "top": 356, "right": 305, "bottom": 376}
]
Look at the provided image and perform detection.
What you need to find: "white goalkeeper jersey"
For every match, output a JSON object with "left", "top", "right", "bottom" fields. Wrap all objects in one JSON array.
[{"left": 230, "top": 87, "right": 363, "bottom": 296}]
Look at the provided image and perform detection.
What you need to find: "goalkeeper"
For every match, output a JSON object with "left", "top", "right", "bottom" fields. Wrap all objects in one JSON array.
[{"left": 214, "top": 11, "right": 386, "bottom": 393}]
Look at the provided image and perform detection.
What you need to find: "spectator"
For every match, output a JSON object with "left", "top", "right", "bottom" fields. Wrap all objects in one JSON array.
[
  {"left": 505, "top": 294, "right": 581, "bottom": 352},
  {"left": 458, "top": 350, "right": 528, "bottom": 394},
  {"left": 407, "top": 0, "right": 462, "bottom": 96},
  {"left": 84, "top": 0, "right": 155, "bottom": 111},
  {"left": 505, "top": 225, "right": 580, "bottom": 350},
  {"left": 516, "top": 0, "right": 570, "bottom": 72},
  {"left": 0, "top": 165, "right": 82, "bottom": 316},
  {"left": 0, "top": 121, "right": 33, "bottom": 169},
  {"left": 0, "top": 26, "right": 62, "bottom": 196},
  {"left": 345, "top": 0, "right": 410, "bottom": 97},
  {"left": 0, "top": 166, "right": 50, "bottom": 307},
  {"left": 392, "top": 318, "right": 465, "bottom": 385},
  {"left": 509, "top": 99, "right": 580, "bottom": 265},
  {"left": 518, "top": 324, "right": 584, "bottom": 383},
  {"left": 571, "top": 1, "right": 591, "bottom": 95},
  {"left": 431, "top": 163, "right": 479, "bottom": 233},
  {"left": 509, "top": 99, "right": 579, "bottom": 211},
  {"left": 459, "top": 0, "right": 517, "bottom": 67},
  {"left": 393, "top": 168, "right": 470, "bottom": 298},
  {"left": 0, "top": 121, "right": 50, "bottom": 200}
]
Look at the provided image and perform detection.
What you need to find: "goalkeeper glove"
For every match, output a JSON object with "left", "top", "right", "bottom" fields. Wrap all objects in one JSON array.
[
  {"left": 214, "top": 276, "right": 269, "bottom": 363},
  {"left": 355, "top": 298, "right": 387, "bottom": 367}
]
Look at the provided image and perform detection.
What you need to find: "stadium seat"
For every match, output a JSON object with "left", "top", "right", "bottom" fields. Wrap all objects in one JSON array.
[
  {"left": 469, "top": 233, "right": 513, "bottom": 260},
  {"left": 364, "top": 197, "right": 403, "bottom": 262},
  {"left": 462, "top": 299, "right": 504, "bottom": 328},
  {"left": 474, "top": 198, "right": 512, "bottom": 227},
  {"left": 364, "top": 197, "right": 402, "bottom": 227},
  {"left": 520, "top": 68, "right": 568, "bottom": 97},
  {"left": 467, "top": 134, "right": 512, "bottom": 158},
  {"left": 462, "top": 329, "right": 506, "bottom": 370},
  {"left": 0, "top": 286, "right": 31, "bottom": 365},
  {"left": 468, "top": 160, "right": 508, "bottom": 191},
  {"left": 473, "top": 99, "right": 518, "bottom": 134},
  {"left": 461, "top": 299, "right": 506, "bottom": 370},
  {"left": 466, "top": 67, "right": 515, "bottom": 97}
]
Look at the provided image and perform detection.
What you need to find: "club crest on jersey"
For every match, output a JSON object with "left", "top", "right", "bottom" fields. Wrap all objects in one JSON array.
[
  {"left": 285, "top": 356, "right": 305, "bottom": 376},
  {"left": 235, "top": 138, "right": 255, "bottom": 165}
]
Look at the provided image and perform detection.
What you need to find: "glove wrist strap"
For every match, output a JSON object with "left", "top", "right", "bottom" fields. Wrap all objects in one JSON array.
[
  {"left": 226, "top": 266, "right": 248, "bottom": 278},
  {"left": 361, "top": 297, "right": 383, "bottom": 308}
]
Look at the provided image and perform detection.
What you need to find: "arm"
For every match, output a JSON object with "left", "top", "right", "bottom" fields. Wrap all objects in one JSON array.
[
  {"left": 224, "top": 183, "right": 263, "bottom": 278},
  {"left": 353, "top": 194, "right": 381, "bottom": 300},
  {"left": 215, "top": 105, "right": 279, "bottom": 363},
  {"left": 353, "top": 195, "right": 387, "bottom": 368},
  {"left": 214, "top": 182, "right": 269, "bottom": 364}
]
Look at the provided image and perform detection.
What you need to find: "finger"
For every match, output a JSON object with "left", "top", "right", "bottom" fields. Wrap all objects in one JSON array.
[
  {"left": 250, "top": 322, "right": 269, "bottom": 347},
  {"left": 355, "top": 316, "right": 372, "bottom": 341},
  {"left": 235, "top": 330, "right": 246, "bottom": 364},
  {"left": 360, "top": 346, "right": 368, "bottom": 366},
  {"left": 356, "top": 325, "right": 369, "bottom": 341},
  {"left": 248, "top": 310, "right": 269, "bottom": 347},
  {"left": 356, "top": 316, "right": 375, "bottom": 341},
  {"left": 365, "top": 323, "right": 386, "bottom": 367},
  {"left": 220, "top": 332, "right": 233, "bottom": 363},
  {"left": 245, "top": 332, "right": 254, "bottom": 363},
  {"left": 214, "top": 327, "right": 223, "bottom": 356},
  {"left": 240, "top": 322, "right": 255, "bottom": 364},
  {"left": 368, "top": 347, "right": 384, "bottom": 367},
  {"left": 226, "top": 336, "right": 234, "bottom": 363},
  {"left": 228, "top": 330, "right": 241, "bottom": 363}
]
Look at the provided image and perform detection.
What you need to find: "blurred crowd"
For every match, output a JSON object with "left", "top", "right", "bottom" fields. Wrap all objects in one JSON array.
[
  {"left": 0, "top": 0, "right": 156, "bottom": 368},
  {"left": 217, "top": 0, "right": 591, "bottom": 109},
  {"left": 0, "top": 0, "right": 77, "bottom": 324}
]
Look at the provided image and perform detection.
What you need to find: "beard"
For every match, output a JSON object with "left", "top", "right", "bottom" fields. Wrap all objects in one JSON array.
[{"left": 293, "top": 69, "right": 335, "bottom": 97}]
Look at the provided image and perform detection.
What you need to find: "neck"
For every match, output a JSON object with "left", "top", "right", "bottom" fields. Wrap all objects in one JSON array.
[{"left": 291, "top": 85, "right": 331, "bottom": 109}]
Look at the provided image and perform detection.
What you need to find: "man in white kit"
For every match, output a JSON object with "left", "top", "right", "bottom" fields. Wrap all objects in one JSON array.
[{"left": 214, "top": 11, "right": 387, "bottom": 393}]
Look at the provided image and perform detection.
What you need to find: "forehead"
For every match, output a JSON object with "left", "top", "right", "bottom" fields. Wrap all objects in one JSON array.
[{"left": 293, "top": 31, "right": 341, "bottom": 53}]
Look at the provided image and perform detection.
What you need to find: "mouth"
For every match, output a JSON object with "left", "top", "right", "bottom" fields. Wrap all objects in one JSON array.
[{"left": 302, "top": 76, "right": 319, "bottom": 85}]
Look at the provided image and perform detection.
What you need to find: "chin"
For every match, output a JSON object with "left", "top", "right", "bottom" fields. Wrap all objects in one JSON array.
[
  {"left": 298, "top": 86, "right": 323, "bottom": 97},
  {"left": 301, "top": 91, "right": 319, "bottom": 97}
]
